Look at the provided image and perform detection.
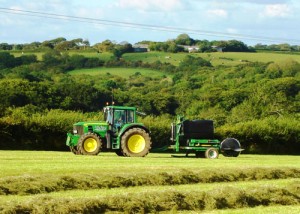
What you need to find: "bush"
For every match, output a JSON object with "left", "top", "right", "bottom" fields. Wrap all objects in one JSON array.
[
  {"left": 141, "top": 115, "right": 172, "bottom": 149},
  {"left": 216, "top": 116, "right": 300, "bottom": 154},
  {"left": 0, "top": 107, "right": 102, "bottom": 150}
]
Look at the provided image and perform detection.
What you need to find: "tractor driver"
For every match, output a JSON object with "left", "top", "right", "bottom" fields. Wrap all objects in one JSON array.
[
  {"left": 115, "top": 116, "right": 123, "bottom": 128},
  {"left": 114, "top": 110, "right": 125, "bottom": 130}
]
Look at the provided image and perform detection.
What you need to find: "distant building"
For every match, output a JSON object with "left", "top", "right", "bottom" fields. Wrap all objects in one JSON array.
[
  {"left": 211, "top": 46, "right": 223, "bottom": 52},
  {"left": 133, "top": 44, "right": 149, "bottom": 52},
  {"left": 179, "top": 45, "right": 200, "bottom": 53}
]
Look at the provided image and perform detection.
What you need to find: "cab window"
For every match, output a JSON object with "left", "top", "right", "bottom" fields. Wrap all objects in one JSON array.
[{"left": 127, "top": 110, "right": 134, "bottom": 123}]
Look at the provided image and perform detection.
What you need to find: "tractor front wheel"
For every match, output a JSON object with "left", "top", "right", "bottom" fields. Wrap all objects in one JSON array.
[
  {"left": 77, "top": 133, "right": 102, "bottom": 155},
  {"left": 205, "top": 148, "right": 219, "bottom": 159},
  {"left": 121, "top": 128, "right": 151, "bottom": 157}
]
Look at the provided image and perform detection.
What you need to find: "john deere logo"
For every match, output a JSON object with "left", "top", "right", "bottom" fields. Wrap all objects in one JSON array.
[{"left": 94, "top": 126, "right": 106, "bottom": 131}]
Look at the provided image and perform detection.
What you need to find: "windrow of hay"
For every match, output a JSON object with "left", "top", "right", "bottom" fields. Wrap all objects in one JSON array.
[
  {"left": 0, "top": 182, "right": 299, "bottom": 213},
  {"left": 0, "top": 167, "right": 299, "bottom": 196}
]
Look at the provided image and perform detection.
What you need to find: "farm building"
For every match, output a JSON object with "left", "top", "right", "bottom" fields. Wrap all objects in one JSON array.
[{"left": 133, "top": 44, "right": 149, "bottom": 52}]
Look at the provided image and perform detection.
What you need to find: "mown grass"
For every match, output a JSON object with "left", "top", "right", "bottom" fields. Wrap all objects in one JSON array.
[
  {"left": 180, "top": 205, "right": 300, "bottom": 214},
  {"left": 0, "top": 151, "right": 299, "bottom": 213},
  {"left": 0, "top": 180, "right": 299, "bottom": 213},
  {"left": 68, "top": 67, "right": 170, "bottom": 79},
  {"left": 1, "top": 152, "right": 300, "bottom": 177}
]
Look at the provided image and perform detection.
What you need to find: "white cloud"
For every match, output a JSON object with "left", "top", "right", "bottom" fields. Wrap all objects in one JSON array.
[
  {"left": 226, "top": 28, "right": 238, "bottom": 34},
  {"left": 262, "top": 4, "right": 291, "bottom": 17},
  {"left": 207, "top": 9, "right": 228, "bottom": 18},
  {"left": 116, "top": 0, "right": 183, "bottom": 11}
]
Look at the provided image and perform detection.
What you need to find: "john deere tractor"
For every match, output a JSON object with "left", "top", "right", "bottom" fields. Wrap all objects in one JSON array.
[
  {"left": 66, "top": 106, "right": 151, "bottom": 157},
  {"left": 170, "top": 116, "right": 243, "bottom": 158}
]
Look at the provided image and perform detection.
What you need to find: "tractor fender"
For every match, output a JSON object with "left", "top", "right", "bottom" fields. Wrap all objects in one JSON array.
[
  {"left": 117, "top": 124, "right": 150, "bottom": 145},
  {"left": 118, "top": 123, "right": 150, "bottom": 137},
  {"left": 115, "top": 123, "right": 150, "bottom": 148}
]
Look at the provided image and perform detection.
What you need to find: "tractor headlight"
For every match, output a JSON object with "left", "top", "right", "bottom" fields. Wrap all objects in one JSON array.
[{"left": 73, "top": 129, "right": 78, "bottom": 134}]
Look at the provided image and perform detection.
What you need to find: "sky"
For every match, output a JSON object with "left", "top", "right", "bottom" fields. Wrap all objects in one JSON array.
[{"left": 0, "top": 0, "right": 300, "bottom": 46}]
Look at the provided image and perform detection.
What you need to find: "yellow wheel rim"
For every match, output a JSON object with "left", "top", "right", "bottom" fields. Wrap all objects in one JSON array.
[
  {"left": 83, "top": 138, "right": 98, "bottom": 153},
  {"left": 127, "top": 134, "right": 146, "bottom": 153}
]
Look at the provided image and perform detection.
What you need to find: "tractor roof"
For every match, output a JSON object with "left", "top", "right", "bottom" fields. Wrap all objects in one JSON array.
[{"left": 104, "top": 106, "right": 136, "bottom": 111}]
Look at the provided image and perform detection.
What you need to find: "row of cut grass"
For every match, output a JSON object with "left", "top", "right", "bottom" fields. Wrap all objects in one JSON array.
[
  {"left": 2, "top": 178, "right": 297, "bottom": 200},
  {"left": 0, "top": 151, "right": 299, "bottom": 213},
  {"left": 179, "top": 205, "right": 300, "bottom": 214},
  {"left": 0, "top": 179, "right": 299, "bottom": 213}
]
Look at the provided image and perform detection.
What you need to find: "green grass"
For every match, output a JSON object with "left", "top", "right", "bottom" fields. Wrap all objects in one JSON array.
[
  {"left": 68, "top": 67, "right": 171, "bottom": 79},
  {"left": 0, "top": 151, "right": 299, "bottom": 213},
  {"left": 8, "top": 50, "right": 113, "bottom": 61},
  {"left": 7, "top": 50, "right": 300, "bottom": 66},
  {"left": 1, "top": 151, "right": 300, "bottom": 177},
  {"left": 181, "top": 205, "right": 300, "bottom": 214},
  {"left": 123, "top": 51, "right": 300, "bottom": 66}
]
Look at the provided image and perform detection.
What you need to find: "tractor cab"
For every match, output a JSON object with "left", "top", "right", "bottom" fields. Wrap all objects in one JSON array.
[{"left": 104, "top": 106, "right": 136, "bottom": 132}]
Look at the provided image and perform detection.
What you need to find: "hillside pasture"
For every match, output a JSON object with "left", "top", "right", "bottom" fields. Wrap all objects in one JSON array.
[
  {"left": 68, "top": 67, "right": 172, "bottom": 80},
  {"left": 8, "top": 50, "right": 113, "bottom": 61},
  {"left": 8, "top": 50, "right": 300, "bottom": 67},
  {"left": 123, "top": 51, "right": 300, "bottom": 66},
  {"left": 0, "top": 151, "right": 299, "bottom": 213}
]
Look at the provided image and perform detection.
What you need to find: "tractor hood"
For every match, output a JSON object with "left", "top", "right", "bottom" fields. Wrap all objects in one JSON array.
[
  {"left": 73, "top": 121, "right": 108, "bottom": 126},
  {"left": 72, "top": 121, "right": 109, "bottom": 137}
]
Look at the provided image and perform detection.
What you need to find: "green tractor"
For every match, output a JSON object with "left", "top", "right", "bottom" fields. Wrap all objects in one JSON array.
[
  {"left": 170, "top": 116, "right": 243, "bottom": 158},
  {"left": 66, "top": 106, "right": 151, "bottom": 157}
]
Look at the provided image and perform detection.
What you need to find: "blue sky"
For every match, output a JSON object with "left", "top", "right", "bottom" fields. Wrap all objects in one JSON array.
[{"left": 0, "top": 0, "right": 299, "bottom": 45}]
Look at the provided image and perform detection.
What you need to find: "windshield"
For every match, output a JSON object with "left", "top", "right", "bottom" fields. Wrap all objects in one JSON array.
[{"left": 104, "top": 108, "right": 113, "bottom": 124}]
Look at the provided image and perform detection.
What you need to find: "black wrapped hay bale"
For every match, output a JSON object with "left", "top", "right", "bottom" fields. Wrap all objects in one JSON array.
[{"left": 182, "top": 120, "right": 214, "bottom": 139}]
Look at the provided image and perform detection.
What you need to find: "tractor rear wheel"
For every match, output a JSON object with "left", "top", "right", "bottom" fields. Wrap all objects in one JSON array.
[
  {"left": 77, "top": 133, "right": 102, "bottom": 155},
  {"left": 70, "top": 146, "right": 79, "bottom": 155},
  {"left": 115, "top": 149, "right": 124, "bottom": 156},
  {"left": 121, "top": 128, "right": 151, "bottom": 157},
  {"left": 205, "top": 148, "right": 219, "bottom": 159}
]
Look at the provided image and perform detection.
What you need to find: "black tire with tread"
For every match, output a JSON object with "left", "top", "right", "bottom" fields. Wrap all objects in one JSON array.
[
  {"left": 115, "top": 149, "right": 124, "bottom": 157},
  {"left": 70, "top": 146, "right": 79, "bottom": 155},
  {"left": 121, "top": 128, "right": 151, "bottom": 157},
  {"left": 77, "top": 133, "right": 102, "bottom": 155}
]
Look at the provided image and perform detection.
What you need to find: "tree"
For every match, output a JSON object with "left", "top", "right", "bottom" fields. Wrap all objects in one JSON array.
[
  {"left": 42, "top": 50, "right": 65, "bottom": 67},
  {"left": 223, "top": 40, "right": 249, "bottom": 52},
  {"left": 178, "top": 55, "right": 212, "bottom": 72},
  {"left": 0, "top": 43, "right": 13, "bottom": 50},
  {"left": 175, "top": 34, "right": 194, "bottom": 45},
  {"left": 82, "top": 39, "right": 90, "bottom": 49},
  {"left": 0, "top": 52, "right": 16, "bottom": 69},
  {"left": 94, "top": 40, "right": 115, "bottom": 52},
  {"left": 198, "top": 40, "right": 212, "bottom": 52}
]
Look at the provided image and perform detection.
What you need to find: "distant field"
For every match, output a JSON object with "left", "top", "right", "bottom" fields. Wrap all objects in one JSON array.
[
  {"left": 8, "top": 50, "right": 300, "bottom": 67},
  {"left": 8, "top": 50, "right": 113, "bottom": 61},
  {"left": 68, "top": 67, "right": 172, "bottom": 79},
  {"left": 123, "top": 51, "right": 300, "bottom": 66},
  {"left": 0, "top": 151, "right": 299, "bottom": 213}
]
